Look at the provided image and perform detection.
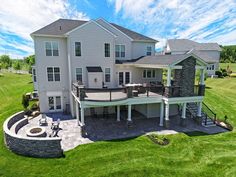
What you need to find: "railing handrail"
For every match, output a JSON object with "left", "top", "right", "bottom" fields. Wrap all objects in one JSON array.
[{"left": 202, "top": 102, "right": 216, "bottom": 116}]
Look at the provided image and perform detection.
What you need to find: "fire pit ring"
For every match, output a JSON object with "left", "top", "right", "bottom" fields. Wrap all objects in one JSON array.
[{"left": 26, "top": 126, "right": 46, "bottom": 137}]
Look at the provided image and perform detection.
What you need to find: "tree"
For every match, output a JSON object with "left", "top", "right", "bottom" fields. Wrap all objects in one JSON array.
[
  {"left": 13, "top": 61, "right": 21, "bottom": 73},
  {"left": 22, "top": 94, "right": 29, "bottom": 110},
  {"left": 24, "top": 55, "right": 35, "bottom": 73},
  {"left": 0, "top": 55, "right": 11, "bottom": 69}
]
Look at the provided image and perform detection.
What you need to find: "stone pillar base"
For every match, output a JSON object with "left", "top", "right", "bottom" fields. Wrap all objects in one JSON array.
[
  {"left": 195, "top": 116, "right": 202, "bottom": 125},
  {"left": 127, "top": 120, "right": 133, "bottom": 128},
  {"left": 81, "top": 125, "right": 87, "bottom": 137},
  {"left": 164, "top": 120, "right": 170, "bottom": 128},
  {"left": 180, "top": 118, "right": 187, "bottom": 127}
]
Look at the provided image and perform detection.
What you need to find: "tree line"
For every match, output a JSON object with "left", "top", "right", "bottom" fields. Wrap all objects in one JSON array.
[
  {"left": 0, "top": 55, "right": 35, "bottom": 73},
  {"left": 220, "top": 45, "right": 236, "bottom": 63}
]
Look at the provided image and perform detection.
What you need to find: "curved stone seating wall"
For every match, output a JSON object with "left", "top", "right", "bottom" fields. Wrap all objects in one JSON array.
[{"left": 3, "top": 111, "right": 63, "bottom": 158}]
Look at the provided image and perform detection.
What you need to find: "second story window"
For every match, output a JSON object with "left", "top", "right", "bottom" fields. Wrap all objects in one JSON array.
[
  {"left": 45, "top": 42, "right": 59, "bottom": 56},
  {"left": 104, "top": 43, "right": 110, "bottom": 57},
  {"left": 47, "top": 67, "right": 60, "bottom": 82},
  {"left": 76, "top": 68, "right": 83, "bottom": 82},
  {"left": 115, "top": 45, "right": 125, "bottom": 58},
  {"left": 146, "top": 46, "right": 152, "bottom": 56},
  {"left": 75, "top": 42, "right": 81, "bottom": 56},
  {"left": 32, "top": 68, "right": 36, "bottom": 82},
  {"left": 105, "top": 68, "right": 111, "bottom": 82}
]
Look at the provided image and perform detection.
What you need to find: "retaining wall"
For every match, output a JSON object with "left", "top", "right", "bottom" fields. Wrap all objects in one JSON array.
[{"left": 3, "top": 111, "right": 63, "bottom": 158}]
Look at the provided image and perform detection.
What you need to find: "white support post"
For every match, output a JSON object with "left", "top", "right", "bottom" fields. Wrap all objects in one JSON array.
[
  {"left": 165, "top": 103, "right": 169, "bottom": 121},
  {"left": 181, "top": 103, "right": 187, "bottom": 119},
  {"left": 75, "top": 101, "right": 79, "bottom": 125},
  {"left": 80, "top": 107, "right": 85, "bottom": 126},
  {"left": 117, "top": 105, "right": 120, "bottom": 122},
  {"left": 127, "top": 104, "right": 132, "bottom": 122},
  {"left": 197, "top": 102, "right": 202, "bottom": 117},
  {"left": 167, "top": 67, "right": 171, "bottom": 87},
  {"left": 200, "top": 69, "right": 205, "bottom": 85},
  {"left": 159, "top": 102, "right": 164, "bottom": 126},
  {"left": 70, "top": 94, "right": 75, "bottom": 118}
]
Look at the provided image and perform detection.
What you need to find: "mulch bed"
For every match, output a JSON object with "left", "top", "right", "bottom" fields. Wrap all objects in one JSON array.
[{"left": 147, "top": 134, "right": 169, "bottom": 146}]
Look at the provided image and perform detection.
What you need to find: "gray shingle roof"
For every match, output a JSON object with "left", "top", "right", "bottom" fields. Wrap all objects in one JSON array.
[
  {"left": 31, "top": 19, "right": 157, "bottom": 42},
  {"left": 86, "top": 66, "right": 103, "bottom": 72},
  {"left": 167, "top": 39, "right": 221, "bottom": 51},
  {"left": 31, "top": 19, "right": 87, "bottom": 36},
  {"left": 191, "top": 50, "right": 219, "bottom": 63},
  {"left": 117, "top": 54, "right": 195, "bottom": 66}
]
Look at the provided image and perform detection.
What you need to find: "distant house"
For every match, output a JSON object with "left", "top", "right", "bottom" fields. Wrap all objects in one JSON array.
[
  {"left": 163, "top": 39, "right": 222, "bottom": 76},
  {"left": 31, "top": 18, "right": 214, "bottom": 128}
]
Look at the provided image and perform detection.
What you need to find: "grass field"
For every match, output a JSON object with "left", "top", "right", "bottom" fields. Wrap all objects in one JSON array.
[
  {"left": 0, "top": 72, "right": 236, "bottom": 177},
  {"left": 219, "top": 63, "right": 236, "bottom": 72}
]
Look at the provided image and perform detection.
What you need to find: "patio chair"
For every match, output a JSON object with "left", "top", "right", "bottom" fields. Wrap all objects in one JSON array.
[{"left": 39, "top": 114, "right": 47, "bottom": 126}]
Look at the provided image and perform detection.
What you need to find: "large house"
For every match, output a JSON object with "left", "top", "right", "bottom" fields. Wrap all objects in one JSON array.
[
  {"left": 163, "top": 39, "right": 222, "bottom": 76},
  {"left": 31, "top": 18, "right": 213, "bottom": 128}
]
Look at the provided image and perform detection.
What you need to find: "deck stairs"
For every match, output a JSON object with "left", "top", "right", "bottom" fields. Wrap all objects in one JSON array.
[{"left": 187, "top": 103, "right": 216, "bottom": 127}]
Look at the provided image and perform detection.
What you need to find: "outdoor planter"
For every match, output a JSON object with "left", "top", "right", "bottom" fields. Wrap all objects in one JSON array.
[{"left": 147, "top": 134, "right": 170, "bottom": 146}]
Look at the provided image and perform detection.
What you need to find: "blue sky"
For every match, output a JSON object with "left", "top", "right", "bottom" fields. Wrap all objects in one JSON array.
[{"left": 0, "top": 0, "right": 236, "bottom": 59}]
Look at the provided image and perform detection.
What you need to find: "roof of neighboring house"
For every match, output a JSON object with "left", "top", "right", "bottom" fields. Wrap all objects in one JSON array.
[
  {"left": 31, "top": 19, "right": 157, "bottom": 42},
  {"left": 86, "top": 66, "right": 103, "bottom": 72},
  {"left": 191, "top": 50, "right": 219, "bottom": 63},
  {"left": 167, "top": 39, "right": 221, "bottom": 51},
  {"left": 117, "top": 53, "right": 207, "bottom": 67}
]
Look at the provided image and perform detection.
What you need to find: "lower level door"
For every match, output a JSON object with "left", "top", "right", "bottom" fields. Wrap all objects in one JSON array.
[
  {"left": 118, "top": 71, "right": 131, "bottom": 86},
  {"left": 48, "top": 96, "right": 62, "bottom": 111}
]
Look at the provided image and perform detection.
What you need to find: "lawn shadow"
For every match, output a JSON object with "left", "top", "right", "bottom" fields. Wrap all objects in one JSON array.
[
  {"left": 105, "top": 136, "right": 139, "bottom": 142},
  {"left": 205, "top": 86, "right": 212, "bottom": 89},
  {"left": 28, "top": 81, "right": 33, "bottom": 84},
  {"left": 184, "top": 131, "right": 209, "bottom": 137}
]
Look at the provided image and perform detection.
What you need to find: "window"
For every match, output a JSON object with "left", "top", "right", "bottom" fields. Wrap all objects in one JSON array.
[
  {"left": 47, "top": 67, "right": 60, "bottom": 81},
  {"left": 118, "top": 72, "right": 131, "bottom": 85},
  {"left": 48, "top": 97, "right": 54, "bottom": 110},
  {"left": 105, "top": 68, "right": 111, "bottom": 82},
  {"left": 125, "top": 72, "right": 130, "bottom": 84},
  {"left": 115, "top": 45, "right": 125, "bottom": 58},
  {"left": 75, "top": 42, "right": 81, "bottom": 56},
  {"left": 32, "top": 68, "right": 36, "bottom": 82},
  {"left": 76, "top": 68, "right": 83, "bottom": 82},
  {"left": 143, "top": 69, "right": 156, "bottom": 78},
  {"left": 147, "top": 46, "right": 152, "bottom": 56},
  {"left": 45, "top": 42, "right": 59, "bottom": 56},
  {"left": 104, "top": 43, "right": 110, "bottom": 57},
  {"left": 207, "top": 64, "right": 215, "bottom": 70}
]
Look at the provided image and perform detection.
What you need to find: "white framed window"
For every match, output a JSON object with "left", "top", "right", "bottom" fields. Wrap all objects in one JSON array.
[
  {"left": 143, "top": 69, "right": 156, "bottom": 78},
  {"left": 32, "top": 68, "right": 36, "bottom": 82},
  {"left": 115, "top": 45, "right": 125, "bottom": 58},
  {"left": 45, "top": 41, "right": 59, "bottom": 56},
  {"left": 48, "top": 96, "right": 62, "bottom": 111},
  {"left": 207, "top": 64, "right": 215, "bottom": 70},
  {"left": 118, "top": 71, "right": 131, "bottom": 85},
  {"left": 75, "top": 42, "right": 81, "bottom": 56},
  {"left": 105, "top": 68, "right": 111, "bottom": 82},
  {"left": 76, "top": 68, "right": 83, "bottom": 82},
  {"left": 104, "top": 43, "right": 110, "bottom": 57},
  {"left": 47, "top": 67, "right": 60, "bottom": 82},
  {"left": 146, "top": 46, "right": 152, "bottom": 56}
]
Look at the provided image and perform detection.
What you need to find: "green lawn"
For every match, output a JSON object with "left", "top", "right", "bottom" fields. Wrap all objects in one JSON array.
[{"left": 0, "top": 72, "right": 236, "bottom": 177}]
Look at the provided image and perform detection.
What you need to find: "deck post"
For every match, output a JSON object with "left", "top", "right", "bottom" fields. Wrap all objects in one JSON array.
[
  {"left": 200, "top": 69, "right": 205, "bottom": 85},
  {"left": 167, "top": 67, "right": 172, "bottom": 87},
  {"left": 197, "top": 102, "right": 202, "bottom": 117},
  {"left": 75, "top": 101, "right": 79, "bottom": 125},
  {"left": 180, "top": 103, "right": 187, "bottom": 126},
  {"left": 80, "top": 107, "right": 85, "bottom": 126},
  {"left": 164, "top": 103, "right": 170, "bottom": 128},
  {"left": 127, "top": 104, "right": 132, "bottom": 122},
  {"left": 159, "top": 102, "right": 164, "bottom": 126},
  {"left": 117, "top": 105, "right": 120, "bottom": 122}
]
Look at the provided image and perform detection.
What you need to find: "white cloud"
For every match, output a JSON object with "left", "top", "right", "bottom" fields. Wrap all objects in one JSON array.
[
  {"left": 108, "top": 0, "right": 236, "bottom": 48},
  {"left": 0, "top": 0, "right": 89, "bottom": 58}
]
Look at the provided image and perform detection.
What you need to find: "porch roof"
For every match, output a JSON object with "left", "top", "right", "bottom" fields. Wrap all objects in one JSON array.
[{"left": 116, "top": 53, "right": 207, "bottom": 68}]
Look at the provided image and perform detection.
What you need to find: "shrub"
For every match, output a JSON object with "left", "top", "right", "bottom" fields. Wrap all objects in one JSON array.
[
  {"left": 215, "top": 70, "right": 223, "bottom": 78},
  {"left": 30, "top": 102, "right": 39, "bottom": 111},
  {"left": 221, "top": 68, "right": 228, "bottom": 77},
  {"left": 22, "top": 94, "right": 29, "bottom": 110}
]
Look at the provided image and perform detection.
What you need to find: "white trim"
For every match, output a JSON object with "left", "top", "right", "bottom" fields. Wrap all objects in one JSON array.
[
  {"left": 96, "top": 18, "right": 133, "bottom": 41},
  {"left": 163, "top": 96, "right": 204, "bottom": 105},
  {"left": 31, "top": 34, "right": 66, "bottom": 38},
  {"left": 65, "top": 20, "right": 117, "bottom": 38}
]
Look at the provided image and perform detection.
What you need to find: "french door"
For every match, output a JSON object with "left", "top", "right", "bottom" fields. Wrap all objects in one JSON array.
[
  {"left": 118, "top": 71, "right": 131, "bottom": 86},
  {"left": 48, "top": 96, "right": 62, "bottom": 111}
]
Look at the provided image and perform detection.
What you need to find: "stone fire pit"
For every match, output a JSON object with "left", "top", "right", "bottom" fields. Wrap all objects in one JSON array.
[{"left": 26, "top": 126, "right": 46, "bottom": 137}]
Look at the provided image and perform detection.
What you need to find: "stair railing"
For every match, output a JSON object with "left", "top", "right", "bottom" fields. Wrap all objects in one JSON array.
[{"left": 202, "top": 102, "right": 217, "bottom": 125}]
